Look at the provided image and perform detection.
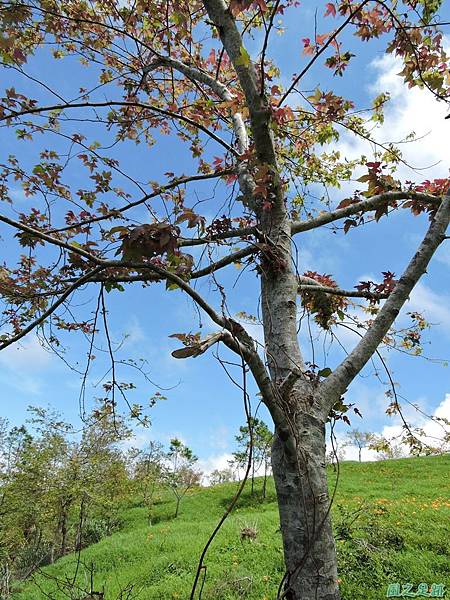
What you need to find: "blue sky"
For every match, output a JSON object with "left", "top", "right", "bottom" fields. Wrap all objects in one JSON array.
[{"left": 1, "top": 2, "right": 450, "bottom": 470}]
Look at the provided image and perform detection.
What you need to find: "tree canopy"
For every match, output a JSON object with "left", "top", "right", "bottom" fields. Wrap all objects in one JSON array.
[{"left": 1, "top": 0, "right": 449, "bottom": 597}]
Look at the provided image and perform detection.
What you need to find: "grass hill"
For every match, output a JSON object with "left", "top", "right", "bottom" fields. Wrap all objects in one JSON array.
[{"left": 11, "top": 455, "right": 450, "bottom": 600}]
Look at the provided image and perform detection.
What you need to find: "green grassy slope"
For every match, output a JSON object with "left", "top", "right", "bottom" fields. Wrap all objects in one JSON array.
[{"left": 12, "top": 455, "right": 450, "bottom": 600}]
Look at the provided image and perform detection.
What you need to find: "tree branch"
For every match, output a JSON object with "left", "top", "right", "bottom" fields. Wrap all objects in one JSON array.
[
  {"left": 144, "top": 56, "right": 235, "bottom": 101},
  {"left": 319, "top": 189, "right": 450, "bottom": 413},
  {"left": 1, "top": 209, "right": 293, "bottom": 437},
  {"left": 202, "top": 0, "right": 279, "bottom": 175},
  {"left": 179, "top": 226, "right": 257, "bottom": 248},
  {"left": 58, "top": 245, "right": 258, "bottom": 285},
  {"left": 2, "top": 100, "right": 237, "bottom": 155},
  {"left": 0, "top": 212, "right": 229, "bottom": 325},
  {"left": 277, "top": 0, "right": 371, "bottom": 106},
  {"left": 279, "top": 368, "right": 302, "bottom": 399},
  {"left": 0, "top": 266, "right": 105, "bottom": 351},
  {"left": 298, "top": 276, "right": 389, "bottom": 300},
  {"left": 0, "top": 213, "right": 101, "bottom": 262},
  {"left": 260, "top": 0, "right": 282, "bottom": 94},
  {"left": 193, "top": 245, "right": 257, "bottom": 277},
  {"left": 145, "top": 53, "right": 256, "bottom": 201},
  {"left": 220, "top": 330, "right": 293, "bottom": 442},
  {"left": 51, "top": 170, "right": 235, "bottom": 234},
  {"left": 291, "top": 190, "right": 441, "bottom": 235}
]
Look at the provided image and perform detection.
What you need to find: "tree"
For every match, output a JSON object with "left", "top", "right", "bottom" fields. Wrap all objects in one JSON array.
[
  {"left": 131, "top": 441, "right": 165, "bottom": 524},
  {"left": 232, "top": 417, "right": 273, "bottom": 497},
  {"left": 164, "top": 438, "right": 201, "bottom": 518},
  {"left": 209, "top": 468, "right": 235, "bottom": 486},
  {"left": 345, "top": 429, "right": 374, "bottom": 462},
  {"left": 369, "top": 435, "right": 405, "bottom": 461},
  {"left": 0, "top": 405, "right": 131, "bottom": 593},
  {"left": 1, "top": 0, "right": 449, "bottom": 597}
]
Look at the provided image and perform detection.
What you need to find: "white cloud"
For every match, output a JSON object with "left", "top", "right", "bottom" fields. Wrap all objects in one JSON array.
[
  {"left": 123, "top": 317, "right": 146, "bottom": 346},
  {"left": 209, "top": 425, "right": 230, "bottom": 451},
  {"left": 0, "top": 336, "right": 53, "bottom": 372},
  {"left": 336, "top": 51, "right": 449, "bottom": 186},
  {"left": 405, "top": 281, "right": 450, "bottom": 335},
  {"left": 337, "top": 392, "right": 450, "bottom": 461},
  {"left": 380, "top": 393, "right": 450, "bottom": 451},
  {"left": 0, "top": 336, "right": 54, "bottom": 395},
  {"left": 120, "top": 428, "right": 154, "bottom": 451},
  {"left": 9, "top": 188, "right": 28, "bottom": 203},
  {"left": 197, "top": 452, "right": 234, "bottom": 478},
  {"left": 198, "top": 450, "right": 270, "bottom": 485}
]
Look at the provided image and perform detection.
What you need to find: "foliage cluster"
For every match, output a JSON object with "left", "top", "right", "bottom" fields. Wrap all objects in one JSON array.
[{"left": 0, "top": 409, "right": 203, "bottom": 597}]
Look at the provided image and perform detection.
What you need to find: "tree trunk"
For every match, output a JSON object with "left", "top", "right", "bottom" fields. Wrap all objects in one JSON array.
[
  {"left": 271, "top": 413, "right": 340, "bottom": 600},
  {"left": 58, "top": 505, "right": 69, "bottom": 557},
  {"left": 262, "top": 463, "right": 267, "bottom": 499},
  {"left": 174, "top": 496, "right": 181, "bottom": 518},
  {"left": 75, "top": 494, "right": 87, "bottom": 551}
]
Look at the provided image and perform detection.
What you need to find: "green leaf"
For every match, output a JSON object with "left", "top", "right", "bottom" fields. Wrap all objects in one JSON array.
[
  {"left": 417, "top": 0, "right": 442, "bottom": 23},
  {"left": 109, "top": 226, "right": 128, "bottom": 236},
  {"left": 318, "top": 367, "right": 332, "bottom": 378},
  {"left": 235, "top": 46, "right": 251, "bottom": 67}
]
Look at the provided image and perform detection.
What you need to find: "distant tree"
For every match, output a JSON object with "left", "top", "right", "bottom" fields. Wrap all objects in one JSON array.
[
  {"left": 209, "top": 468, "right": 234, "bottom": 486},
  {"left": 345, "top": 429, "right": 375, "bottom": 462},
  {"left": 233, "top": 418, "right": 273, "bottom": 497},
  {"left": 325, "top": 445, "right": 346, "bottom": 470},
  {"left": 164, "top": 439, "right": 202, "bottom": 518},
  {"left": 0, "top": 405, "right": 131, "bottom": 593},
  {"left": 369, "top": 435, "right": 404, "bottom": 460},
  {"left": 131, "top": 441, "right": 165, "bottom": 524},
  {"left": 75, "top": 405, "right": 131, "bottom": 547}
]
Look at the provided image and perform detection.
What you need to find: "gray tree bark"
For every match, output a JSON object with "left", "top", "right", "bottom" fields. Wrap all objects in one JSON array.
[{"left": 272, "top": 414, "right": 339, "bottom": 600}]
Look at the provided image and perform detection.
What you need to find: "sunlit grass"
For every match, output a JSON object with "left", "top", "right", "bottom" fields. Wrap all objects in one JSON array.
[{"left": 12, "top": 454, "right": 450, "bottom": 599}]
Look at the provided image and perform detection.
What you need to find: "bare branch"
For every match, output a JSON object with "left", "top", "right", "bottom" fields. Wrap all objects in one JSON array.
[
  {"left": 202, "top": 0, "right": 279, "bottom": 175},
  {"left": 319, "top": 189, "right": 450, "bottom": 412},
  {"left": 279, "top": 368, "right": 302, "bottom": 399},
  {"left": 2, "top": 100, "right": 237, "bottom": 155},
  {"left": 0, "top": 211, "right": 229, "bottom": 325},
  {"left": 298, "top": 284, "right": 388, "bottom": 300},
  {"left": 144, "top": 56, "right": 235, "bottom": 101},
  {"left": 220, "top": 331, "right": 292, "bottom": 442},
  {"left": 180, "top": 226, "right": 257, "bottom": 248},
  {"left": 0, "top": 214, "right": 278, "bottom": 410},
  {"left": 0, "top": 266, "right": 105, "bottom": 351},
  {"left": 193, "top": 245, "right": 257, "bottom": 277},
  {"left": 278, "top": 0, "right": 371, "bottom": 107},
  {"left": 298, "top": 276, "right": 389, "bottom": 300},
  {"left": 1, "top": 214, "right": 285, "bottom": 428},
  {"left": 260, "top": 0, "right": 282, "bottom": 94},
  {"left": 153, "top": 50, "right": 257, "bottom": 202},
  {"left": 51, "top": 170, "right": 235, "bottom": 234},
  {"left": 146, "top": 52, "right": 257, "bottom": 201},
  {"left": 59, "top": 245, "right": 258, "bottom": 285},
  {"left": 291, "top": 191, "right": 441, "bottom": 235}
]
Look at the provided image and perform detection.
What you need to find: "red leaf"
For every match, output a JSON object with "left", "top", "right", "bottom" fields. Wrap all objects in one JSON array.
[
  {"left": 336, "top": 197, "right": 355, "bottom": 209},
  {"left": 324, "top": 2, "right": 336, "bottom": 17}
]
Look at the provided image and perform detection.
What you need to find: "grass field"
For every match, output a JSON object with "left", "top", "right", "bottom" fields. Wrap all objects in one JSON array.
[{"left": 11, "top": 454, "right": 450, "bottom": 600}]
